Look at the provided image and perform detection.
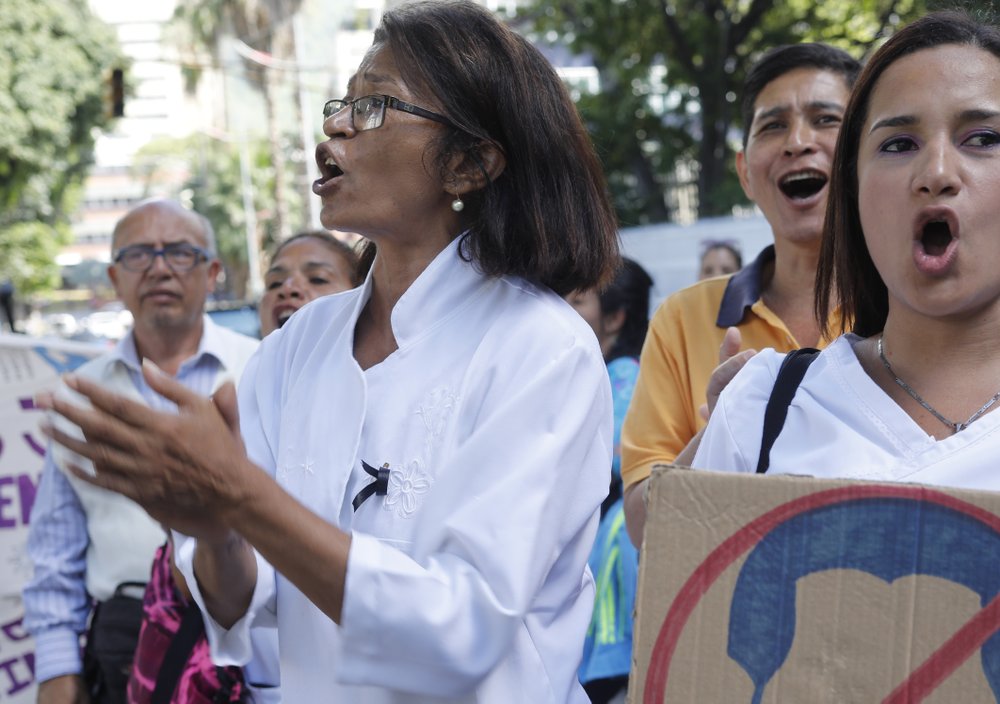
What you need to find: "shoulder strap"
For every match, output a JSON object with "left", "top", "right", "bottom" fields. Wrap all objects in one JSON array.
[
  {"left": 755, "top": 348, "right": 820, "bottom": 474},
  {"left": 151, "top": 601, "right": 205, "bottom": 704}
]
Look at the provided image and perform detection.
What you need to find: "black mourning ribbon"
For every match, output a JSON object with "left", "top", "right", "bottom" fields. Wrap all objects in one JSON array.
[{"left": 352, "top": 460, "right": 390, "bottom": 511}]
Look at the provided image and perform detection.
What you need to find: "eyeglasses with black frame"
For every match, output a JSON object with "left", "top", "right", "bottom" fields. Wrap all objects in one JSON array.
[
  {"left": 113, "top": 243, "right": 212, "bottom": 273},
  {"left": 322, "top": 94, "right": 456, "bottom": 132}
]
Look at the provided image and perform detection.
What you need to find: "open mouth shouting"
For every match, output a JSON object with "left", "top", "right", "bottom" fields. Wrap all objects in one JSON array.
[
  {"left": 913, "top": 208, "right": 959, "bottom": 276},
  {"left": 778, "top": 169, "right": 828, "bottom": 203},
  {"left": 273, "top": 304, "right": 300, "bottom": 329},
  {"left": 313, "top": 147, "right": 344, "bottom": 195}
]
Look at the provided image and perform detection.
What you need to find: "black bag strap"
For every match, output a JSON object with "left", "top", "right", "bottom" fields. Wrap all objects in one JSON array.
[
  {"left": 151, "top": 601, "right": 206, "bottom": 704},
  {"left": 756, "top": 348, "right": 820, "bottom": 474}
]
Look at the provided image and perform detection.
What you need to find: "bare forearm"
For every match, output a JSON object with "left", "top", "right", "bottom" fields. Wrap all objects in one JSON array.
[
  {"left": 623, "top": 480, "right": 647, "bottom": 548},
  {"left": 624, "top": 428, "right": 706, "bottom": 549},
  {"left": 674, "top": 426, "right": 705, "bottom": 467},
  {"left": 192, "top": 530, "right": 257, "bottom": 629},
  {"left": 224, "top": 469, "right": 352, "bottom": 624},
  {"left": 37, "top": 673, "right": 88, "bottom": 704}
]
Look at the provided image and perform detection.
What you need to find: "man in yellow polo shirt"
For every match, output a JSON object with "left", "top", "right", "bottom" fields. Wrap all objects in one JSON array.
[{"left": 621, "top": 43, "right": 861, "bottom": 546}]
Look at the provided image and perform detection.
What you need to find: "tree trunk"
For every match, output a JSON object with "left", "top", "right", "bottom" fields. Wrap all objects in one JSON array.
[
  {"left": 696, "top": 56, "right": 734, "bottom": 218},
  {"left": 629, "top": 147, "right": 671, "bottom": 223}
]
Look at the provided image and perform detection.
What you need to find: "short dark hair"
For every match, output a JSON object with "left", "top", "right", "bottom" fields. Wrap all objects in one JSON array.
[
  {"left": 816, "top": 10, "right": 1000, "bottom": 338},
  {"left": 271, "top": 231, "right": 365, "bottom": 287},
  {"left": 600, "top": 257, "right": 654, "bottom": 361},
  {"left": 373, "top": 0, "right": 620, "bottom": 295},
  {"left": 741, "top": 43, "right": 861, "bottom": 148}
]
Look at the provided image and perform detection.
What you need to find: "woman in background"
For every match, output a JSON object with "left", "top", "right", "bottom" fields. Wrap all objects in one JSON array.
[
  {"left": 697, "top": 239, "right": 743, "bottom": 281},
  {"left": 258, "top": 230, "right": 361, "bottom": 336},
  {"left": 567, "top": 257, "right": 654, "bottom": 703},
  {"left": 566, "top": 258, "right": 654, "bottom": 514}
]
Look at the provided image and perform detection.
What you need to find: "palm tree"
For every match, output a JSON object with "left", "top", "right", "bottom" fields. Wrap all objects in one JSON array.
[{"left": 172, "top": 0, "right": 305, "bottom": 246}]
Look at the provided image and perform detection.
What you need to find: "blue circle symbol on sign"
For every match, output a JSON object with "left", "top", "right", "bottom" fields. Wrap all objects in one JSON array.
[{"left": 728, "top": 498, "right": 1000, "bottom": 703}]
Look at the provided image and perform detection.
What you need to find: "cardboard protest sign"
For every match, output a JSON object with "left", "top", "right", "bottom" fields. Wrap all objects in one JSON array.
[
  {"left": 0, "top": 336, "right": 102, "bottom": 702},
  {"left": 632, "top": 466, "right": 1000, "bottom": 704}
]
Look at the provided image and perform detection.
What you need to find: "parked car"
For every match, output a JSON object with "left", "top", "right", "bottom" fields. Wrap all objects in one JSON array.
[
  {"left": 206, "top": 299, "right": 260, "bottom": 339},
  {"left": 81, "top": 307, "right": 133, "bottom": 341}
]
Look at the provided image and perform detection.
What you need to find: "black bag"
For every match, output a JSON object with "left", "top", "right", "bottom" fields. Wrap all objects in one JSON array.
[{"left": 84, "top": 581, "right": 146, "bottom": 704}]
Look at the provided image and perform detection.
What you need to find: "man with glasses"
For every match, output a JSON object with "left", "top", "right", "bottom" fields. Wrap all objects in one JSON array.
[{"left": 24, "top": 199, "right": 260, "bottom": 704}]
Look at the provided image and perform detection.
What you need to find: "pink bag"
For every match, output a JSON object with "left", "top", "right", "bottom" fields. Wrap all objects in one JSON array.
[{"left": 127, "top": 542, "right": 248, "bottom": 704}]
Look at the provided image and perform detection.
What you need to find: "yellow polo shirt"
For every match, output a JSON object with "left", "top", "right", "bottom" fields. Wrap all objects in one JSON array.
[{"left": 620, "top": 245, "right": 840, "bottom": 489}]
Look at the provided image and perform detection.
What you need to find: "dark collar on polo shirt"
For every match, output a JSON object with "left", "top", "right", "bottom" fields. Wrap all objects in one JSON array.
[{"left": 716, "top": 244, "right": 775, "bottom": 328}]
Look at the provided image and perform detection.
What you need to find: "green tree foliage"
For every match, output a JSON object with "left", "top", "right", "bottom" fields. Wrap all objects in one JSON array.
[
  {"left": 0, "top": 0, "right": 124, "bottom": 291},
  {"left": 524, "top": 0, "right": 938, "bottom": 224}
]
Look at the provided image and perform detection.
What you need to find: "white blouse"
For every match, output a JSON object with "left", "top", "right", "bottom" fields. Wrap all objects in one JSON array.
[
  {"left": 693, "top": 334, "right": 1000, "bottom": 491},
  {"left": 177, "top": 237, "right": 612, "bottom": 703}
]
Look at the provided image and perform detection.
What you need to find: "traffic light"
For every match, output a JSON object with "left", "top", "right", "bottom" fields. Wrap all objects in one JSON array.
[{"left": 109, "top": 68, "right": 125, "bottom": 118}]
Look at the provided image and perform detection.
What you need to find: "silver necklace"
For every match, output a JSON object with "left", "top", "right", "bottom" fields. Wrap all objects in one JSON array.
[{"left": 877, "top": 335, "right": 1000, "bottom": 433}]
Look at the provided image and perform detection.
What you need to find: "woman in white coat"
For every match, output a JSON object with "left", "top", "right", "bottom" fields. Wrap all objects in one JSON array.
[{"left": 39, "top": 1, "right": 620, "bottom": 701}]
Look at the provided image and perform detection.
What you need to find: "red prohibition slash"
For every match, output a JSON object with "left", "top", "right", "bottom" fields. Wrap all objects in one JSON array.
[{"left": 643, "top": 483, "right": 1000, "bottom": 704}]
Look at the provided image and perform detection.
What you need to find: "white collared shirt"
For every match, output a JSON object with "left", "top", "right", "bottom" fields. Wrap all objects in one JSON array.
[
  {"left": 694, "top": 334, "right": 1000, "bottom": 490},
  {"left": 179, "top": 238, "right": 612, "bottom": 702}
]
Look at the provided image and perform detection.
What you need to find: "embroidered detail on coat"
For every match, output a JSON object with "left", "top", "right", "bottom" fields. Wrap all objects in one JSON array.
[
  {"left": 277, "top": 445, "right": 296, "bottom": 483},
  {"left": 384, "top": 459, "right": 431, "bottom": 518},
  {"left": 277, "top": 444, "right": 318, "bottom": 484},
  {"left": 415, "top": 386, "right": 458, "bottom": 452}
]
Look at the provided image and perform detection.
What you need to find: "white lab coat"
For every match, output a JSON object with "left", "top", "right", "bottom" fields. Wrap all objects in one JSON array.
[{"left": 177, "top": 238, "right": 612, "bottom": 702}]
